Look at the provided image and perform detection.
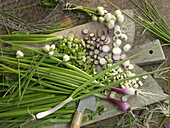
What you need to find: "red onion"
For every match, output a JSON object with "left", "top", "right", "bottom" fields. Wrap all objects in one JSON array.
[
  {"left": 96, "top": 94, "right": 131, "bottom": 112},
  {"left": 104, "top": 37, "right": 110, "bottom": 44},
  {"left": 105, "top": 97, "right": 131, "bottom": 111},
  {"left": 108, "top": 87, "right": 137, "bottom": 95}
]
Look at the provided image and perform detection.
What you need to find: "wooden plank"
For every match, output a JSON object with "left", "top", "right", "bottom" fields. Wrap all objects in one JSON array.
[{"left": 128, "top": 39, "right": 166, "bottom": 65}]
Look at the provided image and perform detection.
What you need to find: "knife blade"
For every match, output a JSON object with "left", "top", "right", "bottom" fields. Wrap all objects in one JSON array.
[{"left": 70, "top": 96, "right": 97, "bottom": 128}]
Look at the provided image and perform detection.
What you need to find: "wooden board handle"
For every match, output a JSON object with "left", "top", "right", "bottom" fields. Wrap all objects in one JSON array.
[{"left": 70, "top": 111, "right": 83, "bottom": 128}]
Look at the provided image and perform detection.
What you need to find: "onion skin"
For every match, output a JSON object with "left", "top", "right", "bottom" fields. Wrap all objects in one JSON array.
[
  {"left": 105, "top": 97, "right": 131, "bottom": 111},
  {"left": 108, "top": 87, "right": 137, "bottom": 95}
]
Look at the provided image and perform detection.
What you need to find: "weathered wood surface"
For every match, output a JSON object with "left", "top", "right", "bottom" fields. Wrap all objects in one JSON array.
[
  {"left": 44, "top": 64, "right": 166, "bottom": 128},
  {"left": 129, "top": 39, "right": 166, "bottom": 65},
  {"left": 44, "top": 10, "right": 166, "bottom": 128}
]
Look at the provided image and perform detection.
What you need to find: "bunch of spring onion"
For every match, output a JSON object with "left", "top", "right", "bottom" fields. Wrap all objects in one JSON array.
[
  {"left": 0, "top": 34, "right": 95, "bottom": 127},
  {"left": 41, "top": 0, "right": 169, "bottom": 43},
  {"left": 106, "top": 0, "right": 170, "bottom": 43},
  {"left": 41, "top": 1, "right": 125, "bottom": 30},
  {"left": 0, "top": 34, "right": 106, "bottom": 127},
  {"left": 1, "top": 37, "right": 169, "bottom": 121}
]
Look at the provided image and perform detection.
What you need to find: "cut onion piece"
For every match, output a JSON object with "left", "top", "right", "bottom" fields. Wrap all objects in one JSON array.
[
  {"left": 86, "top": 44, "right": 90, "bottom": 49},
  {"left": 107, "top": 58, "right": 113, "bottom": 64},
  {"left": 99, "top": 46, "right": 103, "bottom": 51},
  {"left": 113, "top": 42, "right": 119, "bottom": 47},
  {"left": 120, "top": 54, "right": 127, "bottom": 60},
  {"left": 124, "top": 64, "right": 134, "bottom": 70},
  {"left": 115, "top": 39, "right": 122, "bottom": 46},
  {"left": 112, "top": 47, "right": 122, "bottom": 55},
  {"left": 94, "top": 49, "right": 100, "bottom": 54},
  {"left": 99, "top": 58, "right": 107, "bottom": 65},
  {"left": 122, "top": 60, "right": 130, "bottom": 66},
  {"left": 128, "top": 64, "right": 134, "bottom": 70},
  {"left": 101, "top": 35, "right": 106, "bottom": 41},
  {"left": 99, "top": 41, "right": 104, "bottom": 45},
  {"left": 98, "top": 30, "right": 105, "bottom": 37},
  {"left": 94, "top": 60, "right": 99, "bottom": 65},
  {"left": 96, "top": 38, "right": 100, "bottom": 42},
  {"left": 114, "top": 29, "right": 122, "bottom": 37},
  {"left": 123, "top": 44, "right": 131, "bottom": 52},
  {"left": 113, "top": 54, "right": 121, "bottom": 61},
  {"left": 82, "top": 29, "right": 89, "bottom": 35},
  {"left": 90, "top": 46, "right": 95, "bottom": 50},
  {"left": 121, "top": 26, "right": 128, "bottom": 33},
  {"left": 90, "top": 33, "right": 95, "bottom": 37},
  {"left": 104, "top": 37, "right": 110, "bottom": 44},
  {"left": 96, "top": 43, "right": 100, "bottom": 48},
  {"left": 112, "top": 36, "right": 118, "bottom": 41},
  {"left": 90, "top": 41, "right": 95, "bottom": 45},
  {"left": 86, "top": 56, "right": 91, "bottom": 59},
  {"left": 104, "top": 55, "right": 109, "bottom": 59},
  {"left": 121, "top": 34, "right": 128, "bottom": 41},
  {"left": 114, "top": 25, "right": 121, "bottom": 31},
  {"left": 102, "top": 45, "right": 110, "bottom": 52},
  {"left": 94, "top": 54, "right": 97, "bottom": 59},
  {"left": 87, "top": 40, "right": 91, "bottom": 44},
  {"left": 107, "top": 29, "right": 113, "bottom": 35},
  {"left": 89, "top": 51, "right": 94, "bottom": 56},
  {"left": 98, "top": 56, "right": 102, "bottom": 60},
  {"left": 92, "top": 37, "right": 96, "bottom": 41},
  {"left": 84, "top": 36, "right": 89, "bottom": 40}
]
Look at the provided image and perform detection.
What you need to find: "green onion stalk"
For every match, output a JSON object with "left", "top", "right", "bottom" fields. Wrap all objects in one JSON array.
[
  {"left": 105, "top": 0, "right": 170, "bottom": 43},
  {"left": 0, "top": 92, "right": 76, "bottom": 128},
  {"left": 0, "top": 39, "right": 91, "bottom": 127},
  {"left": 0, "top": 9, "right": 78, "bottom": 34},
  {"left": 34, "top": 43, "right": 170, "bottom": 119},
  {"left": 0, "top": 34, "right": 65, "bottom": 44},
  {"left": 0, "top": 37, "right": 170, "bottom": 126},
  {"left": 3, "top": 40, "right": 167, "bottom": 119}
]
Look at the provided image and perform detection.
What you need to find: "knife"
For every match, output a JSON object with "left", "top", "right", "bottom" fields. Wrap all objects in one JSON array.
[{"left": 70, "top": 96, "right": 97, "bottom": 128}]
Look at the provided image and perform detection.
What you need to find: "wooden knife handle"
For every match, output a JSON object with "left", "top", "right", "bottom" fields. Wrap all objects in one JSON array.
[{"left": 70, "top": 111, "right": 83, "bottom": 128}]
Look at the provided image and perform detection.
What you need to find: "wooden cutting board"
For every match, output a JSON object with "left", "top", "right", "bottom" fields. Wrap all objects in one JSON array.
[{"left": 44, "top": 10, "right": 166, "bottom": 128}]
